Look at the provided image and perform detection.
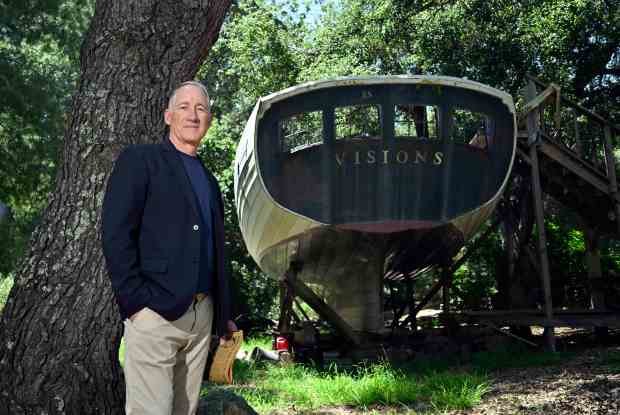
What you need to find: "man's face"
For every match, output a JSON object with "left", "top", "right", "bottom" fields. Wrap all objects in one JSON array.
[{"left": 164, "top": 85, "right": 212, "bottom": 148}]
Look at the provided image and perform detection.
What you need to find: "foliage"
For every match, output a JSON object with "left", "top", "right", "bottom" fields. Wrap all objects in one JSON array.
[
  {"left": 306, "top": 0, "right": 619, "bottom": 121},
  {"left": 452, "top": 223, "right": 503, "bottom": 310},
  {"left": 546, "top": 219, "right": 587, "bottom": 278},
  {"left": 0, "top": 0, "right": 93, "bottom": 277}
]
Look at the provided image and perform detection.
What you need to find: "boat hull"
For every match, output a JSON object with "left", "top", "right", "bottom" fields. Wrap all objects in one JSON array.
[{"left": 234, "top": 76, "right": 515, "bottom": 280}]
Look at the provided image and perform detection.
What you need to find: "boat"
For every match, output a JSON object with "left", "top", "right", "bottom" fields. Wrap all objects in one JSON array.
[{"left": 234, "top": 76, "right": 516, "bottom": 332}]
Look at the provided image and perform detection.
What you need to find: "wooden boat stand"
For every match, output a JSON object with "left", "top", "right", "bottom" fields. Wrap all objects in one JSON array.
[
  {"left": 278, "top": 261, "right": 361, "bottom": 346},
  {"left": 272, "top": 75, "right": 619, "bottom": 356}
]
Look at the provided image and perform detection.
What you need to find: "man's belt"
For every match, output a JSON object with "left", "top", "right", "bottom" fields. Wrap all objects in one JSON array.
[{"left": 194, "top": 293, "right": 207, "bottom": 302}]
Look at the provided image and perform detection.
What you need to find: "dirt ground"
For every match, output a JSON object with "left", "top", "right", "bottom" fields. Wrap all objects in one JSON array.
[{"left": 447, "top": 328, "right": 620, "bottom": 415}]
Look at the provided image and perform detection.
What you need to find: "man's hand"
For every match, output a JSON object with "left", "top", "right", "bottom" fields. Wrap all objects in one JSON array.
[{"left": 221, "top": 320, "right": 238, "bottom": 342}]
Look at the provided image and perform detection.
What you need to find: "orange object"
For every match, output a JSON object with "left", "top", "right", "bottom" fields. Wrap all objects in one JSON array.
[{"left": 208, "top": 331, "right": 243, "bottom": 384}]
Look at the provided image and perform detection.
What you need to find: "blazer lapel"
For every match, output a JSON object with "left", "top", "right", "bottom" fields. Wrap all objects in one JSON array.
[{"left": 160, "top": 139, "right": 200, "bottom": 220}]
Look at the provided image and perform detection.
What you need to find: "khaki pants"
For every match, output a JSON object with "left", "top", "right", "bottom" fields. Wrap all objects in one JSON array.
[{"left": 123, "top": 296, "right": 213, "bottom": 415}]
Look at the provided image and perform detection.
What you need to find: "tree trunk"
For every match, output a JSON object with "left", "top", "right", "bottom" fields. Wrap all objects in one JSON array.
[{"left": 0, "top": 1, "right": 231, "bottom": 413}]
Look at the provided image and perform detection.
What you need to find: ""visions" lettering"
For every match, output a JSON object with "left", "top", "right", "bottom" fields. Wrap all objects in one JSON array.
[{"left": 335, "top": 150, "right": 444, "bottom": 166}]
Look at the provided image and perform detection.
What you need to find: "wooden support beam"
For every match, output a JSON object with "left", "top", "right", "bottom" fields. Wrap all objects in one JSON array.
[
  {"left": 517, "top": 147, "right": 532, "bottom": 164},
  {"left": 442, "top": 269, "right": 451, "bottom": 314},
  {"left": 405, "top": 279, "right": 415, "bottom": 329},
  {"left": 388, "top": 282, "right": 409, "bottom": 330},
  {"left": 583, "top": 227, "right": 605, "bottom": 311},
  {"left": 554, "top": 84, "right": 561, "bottom": 130},
  {"left": 466, "top": 311, "right": 620, "bottom": 328},
  {"left": 284, "top": 271, "right": 361, "bottom": 346},
  {"left": 293, "top": 298, "right": 311, "bottom": 322},
  {"left": 521, "top": 85, "right": 558, "bottom": 117},
  {"left": 278, "top": 279, "right": 294, "bottom": 333},
  {"left": 574, "top": 110, "right": 583, "bottom": 157},
  {"left": 525, "top": 80, "right": 556, "bottom": 352},
  {"left": 467, "top": 308, "right": 615, "bottom": 315},
  {"left": 603, "top": 126, "right": 620, "bottom": 236},
  {"left": 410, "top": 270, "right": 448, "bottom": 319},
  {"left": 484, "top": 322, "right": 538, "bottom": 347}
]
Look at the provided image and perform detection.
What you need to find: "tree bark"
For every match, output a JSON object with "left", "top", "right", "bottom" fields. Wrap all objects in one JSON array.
[{"left": 0, "top": 1, "right": 231, "bottom": 413}]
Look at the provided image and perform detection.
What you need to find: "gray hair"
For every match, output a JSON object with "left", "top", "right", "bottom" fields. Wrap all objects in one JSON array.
[{"left": 167, "top": 81, "right": 211, "bottom": 111}]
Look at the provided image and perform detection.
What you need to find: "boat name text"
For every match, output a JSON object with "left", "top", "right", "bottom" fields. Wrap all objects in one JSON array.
[{"left": 335, "top": 150, "right": 444, "bottom": 166}]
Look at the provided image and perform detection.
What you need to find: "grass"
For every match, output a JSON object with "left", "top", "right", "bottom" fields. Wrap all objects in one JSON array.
[
  {"left": 240, "top": 335, "right": 272, "bottom": 353},
  {"left": 204, "top": 358, "right": 489, "bottom": 414},
  {"left": 0, "top": 275, "right": 14, "bottom": 313},
  {"left": 202, "top": 341, "right": 581, "bottom": 414},
  {"left": 119, "top": 337, "right": 126, "bottom": 367}
]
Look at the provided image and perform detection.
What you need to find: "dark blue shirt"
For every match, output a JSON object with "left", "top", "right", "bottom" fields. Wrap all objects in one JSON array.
[{"left": 177, "top": 148, "right": 214, "bottom": 295}]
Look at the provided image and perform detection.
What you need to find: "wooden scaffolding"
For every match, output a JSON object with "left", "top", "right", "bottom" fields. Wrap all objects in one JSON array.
[{"left": 465, "top": 74, "right": 620, "bottom": 351}]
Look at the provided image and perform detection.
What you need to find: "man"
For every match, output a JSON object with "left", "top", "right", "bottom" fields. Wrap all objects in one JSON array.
[{"left": 102, "top": 81, "right": 236, "bottom": 415}]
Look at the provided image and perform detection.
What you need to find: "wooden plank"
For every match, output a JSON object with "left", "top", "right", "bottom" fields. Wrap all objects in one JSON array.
[
  {"left": 278, "top": 279, "right": 294, "bottom": 333},
  {"left": 538, "top": 141, "right": 615, "bottom": 198},
  {"left": 538, "top": 131, "right": 609, "bottom": 182},
  {"left": 285, "top": 270, "right": 361, "bottom": 346},
  {"left": 583, "top": 227, "right": 606, "bottom": 311},
  {"left": 554, "top": 84, "right": 561, "bottom": 129},
  {"left": 603, "top": 126, "right": 620, "bottom": 235},
  {"left": 521, "top": 85, "right": 557, "bottom": 116},
  {"left": 525, "top": 80, "right": 556, "bottom": 352},
  {"left": 517, "top": 147, "right": 532, "bottom": 164},
  {"left": 410, "top": 272, "right": 446, "bottom": 319},
  {"left": 465, "top": 308, "right": 615, "bottom": 316},
  {"left": 466, "top": 314, "right": 620, "bottom": 328},
  {"left": 574, "top": 112, "right": 583, "bottom": 157},
  {"left": 442, "top": 270, "right": 450, "bottom": 314},
  {"left": 484, "top": 322, "right": 538, "bottom": 347}
]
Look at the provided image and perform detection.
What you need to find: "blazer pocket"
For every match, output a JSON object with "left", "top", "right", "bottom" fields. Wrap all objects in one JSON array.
[{"left": 141, "top": 259, "right": 168, "bottom": 273}]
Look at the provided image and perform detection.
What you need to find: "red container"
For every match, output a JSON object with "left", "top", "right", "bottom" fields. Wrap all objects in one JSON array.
[{"left": 274, "top": 336, "right": 290, "bottom": 352}]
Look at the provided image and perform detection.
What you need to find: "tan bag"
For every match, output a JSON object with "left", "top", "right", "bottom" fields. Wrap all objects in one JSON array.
[{"left": 208, "top": 331, "right": 244, "bottom": 384}]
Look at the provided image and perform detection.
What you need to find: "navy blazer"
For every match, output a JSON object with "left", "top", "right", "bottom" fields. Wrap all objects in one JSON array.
[{"left": 102, "top": 138, "right": 231, "bottom": 336}]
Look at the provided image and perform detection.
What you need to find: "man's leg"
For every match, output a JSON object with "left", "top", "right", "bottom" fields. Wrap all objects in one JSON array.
[
  {"left": 123, "top": 308, "right": 186, "bottom": 415},
  {"left": 172, "top": 296, "right": 214, "bottom": 415}
]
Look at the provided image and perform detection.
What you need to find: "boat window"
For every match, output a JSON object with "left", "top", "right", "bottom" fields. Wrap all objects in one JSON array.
[
  {"left": 279, "top": 110, "right": 323, "bottom": 153},
  {"left": 394, "top": 105, "right": 439, "bottom": 140},
  {"left": 451, "top": 108, "right": 494, "bottom": 150},
  {"left": 335, "top": 104, "right": 381, "bottom": 140}
]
